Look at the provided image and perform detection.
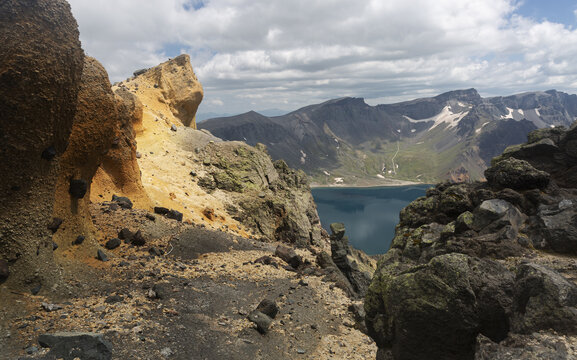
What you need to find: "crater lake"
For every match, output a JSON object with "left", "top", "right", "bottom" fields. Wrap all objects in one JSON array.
[{"left": 311, "top": 184, "right": 431, "bottom": 255}]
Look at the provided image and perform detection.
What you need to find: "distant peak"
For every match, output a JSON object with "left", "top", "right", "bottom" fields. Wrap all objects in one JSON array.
[
  {"left": 435, "top": 88, "right": 481, "bottom": 103},
  {"left": 325, "top": 97, "right": 367, "bottom": 106}
]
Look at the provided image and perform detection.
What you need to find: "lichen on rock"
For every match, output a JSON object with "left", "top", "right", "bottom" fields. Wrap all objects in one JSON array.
[{"left": 366, "top": 122, "right": 577, "bottom": 359}]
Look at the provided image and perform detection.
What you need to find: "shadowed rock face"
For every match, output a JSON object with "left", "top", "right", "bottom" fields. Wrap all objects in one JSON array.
[
  {"left": 53, "top": 57, "right": 136, "bottom": 255},
  {"left": 0, "top": 0, "right": 84, "bottom": 290},
  {"left": 91, "top": 87, "right": 151, "bottom": 209}
]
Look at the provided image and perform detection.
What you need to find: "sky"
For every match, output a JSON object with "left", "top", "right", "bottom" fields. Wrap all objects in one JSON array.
[{"left": 68, "top": 0, "right": 577, "bottom": 116}]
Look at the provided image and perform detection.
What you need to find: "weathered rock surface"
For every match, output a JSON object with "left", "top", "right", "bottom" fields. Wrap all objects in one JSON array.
[
  {"left": 512, "top": 262, "right": 577, "bottom": 334},
  {"left": 91, "top": 87, "right": 150, "bottom": 208},
  {"left": 199, "top": 143, "right": 323, "bottom": 247},
  {"left": 485, "top": 157, "right": 550, "bottom": 190},
  {"left": 38, "top": 332, "right": 112, "bottom": 360},
  {"left": 52, "top": 57, "right": 118, "bottom": 255},
  {"left": 366, "top": 124, "right": 577, "bottom": 359},
  {"left": 0, "top": 0, "right": 84, "bottom": 292},
  {"left": 475, "top": 333, "right": 572, "bottom": 360},
  {"left": 128, "top": 54, "right": 203, "bottom": 128},
  {"left": 366, "top": 253, "right": 514, "bottom": 360},
  {"left": 493, "top": 125, "right": 577, "bottom": 188},
  {"left": 329, "top": 223, "right": 373, "bottom": 297}
]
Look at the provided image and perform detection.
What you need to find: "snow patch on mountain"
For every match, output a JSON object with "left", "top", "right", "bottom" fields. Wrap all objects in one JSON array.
[
  {"left": 403, "top": 105, "right": 469, "bottom": 129},
  {"left": 500, "top": 107, "right": 542, "bottom": 123}
]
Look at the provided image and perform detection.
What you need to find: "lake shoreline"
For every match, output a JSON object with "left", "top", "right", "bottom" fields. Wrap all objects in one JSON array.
[
  {"left": 312, "top": 184, "right": 431, "bottom": 255},
  {"left": 310, "top": 179, "right": 426, "bottom": 189}
]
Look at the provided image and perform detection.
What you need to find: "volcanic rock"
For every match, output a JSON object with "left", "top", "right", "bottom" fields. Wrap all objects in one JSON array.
[
  {"left": 275, "top": 245, "right": 302, "bottom": 269},
  {"left": 248, "top": 310, "right": 273, "bottom": 334},
  {"left": 485, "top": 157, "right": 550, "bottom": 190},
  {"left": 0, "top": 260, "right": 9, "bottom": 281},
  {"left": 0, "top": 0, "right": 84, "bottom": 290},
  {"left": 133, "top": 54, "right": 203, "bottom": 128},
  {"left": 38, "top": 332, "right": 112, "bottom": 360},
  {"left": 256, "top": 299, "right": 279, "bottom": 319}
]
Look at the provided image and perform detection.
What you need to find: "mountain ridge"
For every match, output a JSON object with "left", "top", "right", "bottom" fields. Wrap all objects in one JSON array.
[{"left": 199, "top": 88, "right": 577, "bottom": 185}]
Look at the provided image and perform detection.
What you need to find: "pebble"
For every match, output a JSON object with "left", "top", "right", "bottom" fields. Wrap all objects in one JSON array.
[
  {"left": 73, "top": 235, "right": 85, "bottom": 245},
  {"left": 160, "top": 347, "right": 174, "bottom": 357},
  {"left": 30, "top": 285, "right": 41, "bottom": 295},
  {"left": 105, "top": 238, "right": 121, "bottom": 250},
  {"left": 97, "top": 249, "right": 109, "bottom": 262},
  {"left": 41, "top": 302, "right": 62, "bottom": 312},
  {"left": 25, "top": 346, "right": 39, "bottom": 354},
  {"left": 0, "top": 259, "right": 9, "bottom": 280}
]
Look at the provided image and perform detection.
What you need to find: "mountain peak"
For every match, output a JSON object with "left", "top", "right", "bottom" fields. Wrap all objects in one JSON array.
[{"left": 435, "top": 88, "right": 481, "bottom": 103}]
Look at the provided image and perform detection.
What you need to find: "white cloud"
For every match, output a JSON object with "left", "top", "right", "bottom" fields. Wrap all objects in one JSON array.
[{"left": 68, "top": 0, "right": 577, "bottom": 114}]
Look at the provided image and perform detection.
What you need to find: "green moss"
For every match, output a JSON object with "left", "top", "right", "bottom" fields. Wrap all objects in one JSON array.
[{"left": 213, "top": 171, "right": 244, "bottom": 192}]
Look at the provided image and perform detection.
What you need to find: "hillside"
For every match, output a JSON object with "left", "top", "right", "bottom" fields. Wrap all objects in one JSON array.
[{"left": 199, "top": 89, "right": 577, "bottom": 185}]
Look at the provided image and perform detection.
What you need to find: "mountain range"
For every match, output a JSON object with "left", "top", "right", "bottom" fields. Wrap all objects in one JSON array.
[{"left": 199, "top": 89, "right": 577, "bottom": 184}]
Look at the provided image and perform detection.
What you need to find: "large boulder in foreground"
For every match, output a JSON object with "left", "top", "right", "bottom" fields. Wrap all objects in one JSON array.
[
  {"left": 0, "top": 0, "right": 84, "bottom": 290},
  {"left": 365, "top": 253, "right": 514, "bottom": 360},
  {"left": 492, "top": 125, "right": 577, "bottom": 188},
  {"left": 484, "top": 157, "right": 550, "bottom": 190}
]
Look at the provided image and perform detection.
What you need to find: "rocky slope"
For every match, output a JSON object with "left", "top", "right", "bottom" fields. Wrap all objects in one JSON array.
[
  {"left": 199, "top": 89, "right": 577, "bottom": 185},
  {"left": 112, "top": 57, "right": 324, "bottom": 247},
  {"left": 365, "top": 123, "right": 577, "bottom": 359}
]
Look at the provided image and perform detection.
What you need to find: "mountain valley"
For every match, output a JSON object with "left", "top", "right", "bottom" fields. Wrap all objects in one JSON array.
[{"left": 200, "top": 89, "right": 577, "bottom": 185}]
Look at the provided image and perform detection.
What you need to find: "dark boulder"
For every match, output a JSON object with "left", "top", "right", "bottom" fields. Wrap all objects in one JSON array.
[
  {"left": 365, "top": 253, "right": 515, "bottom": 360},
  {"left": 118, "top": 228, "right": 134, "bottom": 242},
  {"left": 154, "top": 207, "right": 183, "bottom": 221},
  {"left": 537, "top": 199, "right": 577, "bottom": 254},
  {"left": 512, "top": 262, "right": 577, "bottom": 334},
  {"left": 485, "top": 157, "right": 550, "bottom": 190},
  {"left": 38, "top": 332, "right": 112, "bottom": 360},
  {"left": 96, "top": 249, "right": 109, "bottom": 262},
  {"left": 166, "top": 209, "right": 183, "bottom": 221},
  {"left": 131, "top": 230, "right": 146, "bottom": 246},
  {"left": 256, "top": 299, "right": 279, "bottom": 319},
  {"left": 0, "top": 259, "right": 9, "bottom": 281},
  {"left": 69, "top": 179, "right": 88, "bottom": 199},
  {"left": 48, "top": 218, "right": 64, "bottom": 233},
  {"left": 329, "top": 223, "right": 372, "bottom": 296},
  {"left": 105, "top": 238, "right": 121, "bottom": 250},
  {"left": 111, "top": 195, "right": 133, "bottom": 209},
  {"left": 274, "top": 245, "right": 302, "bottom": 269}
]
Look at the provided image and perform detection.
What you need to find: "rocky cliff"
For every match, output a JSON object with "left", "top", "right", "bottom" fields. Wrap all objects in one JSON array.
[
  {"left": 111, "top": 56, "right": 325, "bottom": 248},
  {"left": 365, "top": 123, "right": 577, "bottom": 359},
  {"left": 122, "top": 54, "right": 203, "bottom": 128}
]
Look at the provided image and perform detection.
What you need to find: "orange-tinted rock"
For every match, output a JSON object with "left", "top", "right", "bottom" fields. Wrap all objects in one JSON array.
[
  {"left": 0, "top": 0, "right": 84, "bottom": 291},
  {"left": 52, "top": 57, "right": 118, "bottom": 253},
  {"left": 91, "top": 87, "right": 151, "bottom": 209},
  {"left": 134, "top": 54, "right": 203, "bottom": 128}
]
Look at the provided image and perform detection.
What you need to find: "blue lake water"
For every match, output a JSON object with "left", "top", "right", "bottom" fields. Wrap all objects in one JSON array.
[{"left": 311, "top": 185, "right": 431, "bottom": 255}]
